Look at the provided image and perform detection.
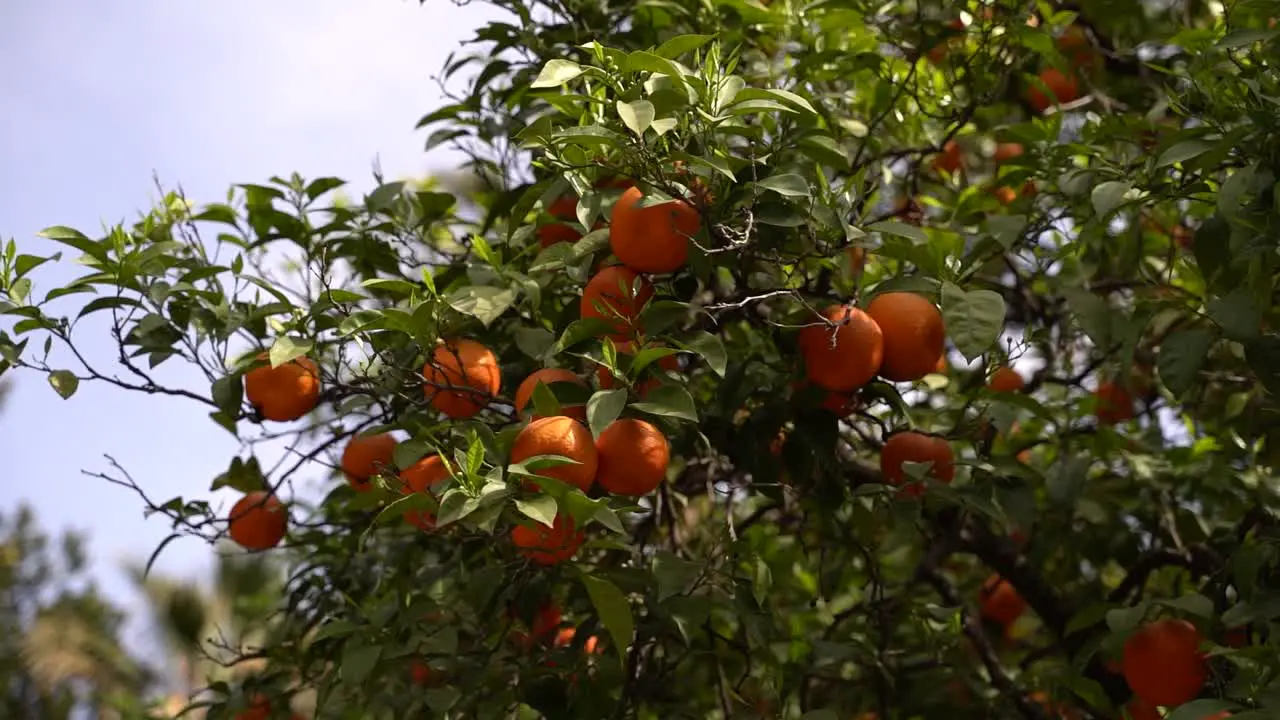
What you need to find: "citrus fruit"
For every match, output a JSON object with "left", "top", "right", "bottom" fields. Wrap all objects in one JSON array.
[
  {"left": 1124, "top": 699, "right": 1161, "bottom": 720},
  {"left": 798, "top": 304, "right": 885, "bottom": 392},
  {"left": 423, "top": 339, "right": 501, "bottom": 419},
  {"left": 988, "top": 366, "right": 1025, "bottom": 393},
  {"left": 580, "top": 265, "right": 654, "bottom": 340},
  {"left": 511, "top": 513, "right": 585, "bottom": 565},
  {"left": 400, "top": 454, "right": 449, "bottom": 530},
  {"left": 864, "top": 292, "right": 946, "bottom": 382},
  {"left": 1027, "top": 67, "right": 1082, "bottom": 113},
  {"left": 244, "top": 353, "right": 321, "bottom": 422},
  {"left": 993, "top": 142, "right": 1024, "bottom": 163},
  {"left": 341, "top": 432, "right": 397, "bottom": 491},
  {"left": 228, "top": 491, "right": 288, "bottom": 551},
  {"left": 933, "top": 140, "right": 963, "bottom": 174},
  {"left": 1095, "top": 381, "right": 1136, "bottom": 425},
  {"left": 1122, "top": 618, "right": 1208, "bottom": 707},
  {"left": 595, "top": 418, "right": 670, "bottom": 496},
  {"left": 880, "top": 431, "right": 955, "bottom": 497},
  {"left": 609, "top": 186, "right": 699, "bottom": 273},
  {"left": 515, "top": 368, "right": 587, "bottom": 421},
  {"left": 511, "top": 416, "right": 599, "bottom": 492},
  {"left": 979, "top": 575, "right": 1026, "bottom": 625}
]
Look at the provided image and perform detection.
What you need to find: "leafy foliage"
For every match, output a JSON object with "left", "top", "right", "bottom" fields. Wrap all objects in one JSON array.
[{"left": 4, "top": 0, "right": 1280, "bottom": 718}]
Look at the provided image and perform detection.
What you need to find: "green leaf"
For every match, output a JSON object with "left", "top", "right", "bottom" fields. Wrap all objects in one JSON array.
[
  {"left": 1090, "top": 180, "right": 1132, "bottom": 218},
  {"left": 445, "top": 285, "right": 517, "bottom": 328},
  {"left": 580, "top": 574, "right": 634, "bottom": 660},
  {"left": 1158, "top": 327, "right": 1215, "bottom": 397},
  {"left": 986, "top": 215, "right": 1026, "bottom": 249},
  {"left": 424, "top": 687, "right": 462, "bottom": 714},
  {"left": 653, "top": 34, "right": 713, "bottom": 59},
  {"left": 631, "top": 384, "right": 698, "bottom": 422},
  {"left": 1206, "top": 288, "right": 1262, "bottom": 342},
  {"left": 48, "top": 370, "right": 79, "bottom": 399},
  {"left": 38, "top": 226, "right": 109, "bottom": 263},
  {"left": 624, "top": 51, "right": 689, "bottom": 91},
  {"left": 868, "top": 220, "right": 928, "bottom": 244},
  {"left": 940, "top": 283, "right": 1006, "bottom": 362},
  {"left": 210, "top": 374, "right": 243, "bottom": 417},
  {"left": 617, "top": 99, "right": 655, "bottom": 136},
  {"left": 653, "top": 551, "right": 701, "bottom": 602},
  {"left": 799, "top": 711, "right": 839, "bottom": 720},
  {"left": 340, "top": 641, "right": 382, "bottom": 685},
  {"left": 1164, "top": 700, "right": 1240, "bottom": 720},
  {"left": 1246, "top": 335, "right": 1280, "bottom": 397},
  {"left": 1157, "top": 593, "right": 1214, "bottom": 619},
  {"left": 1156, "top": 139, "right": 1216, "bottom": 167},
  {"left": 1221, "top": 593, "right": 1280, "bottom": 627},
  {"left": 269, "top": 336, "right": 312, "bottom": 368},
  {"left": 681, "top": 331, "right": 726, "bottom": 377},
  {"left": 732, "top": 87, "right": 817, "bottom": 115},
  {"left": 515, "top": 495, "right": 558, "bottom": 528},
  {"left": 553, "top": 318, "right": 617, "bottom": 353},
  {"left": 1061, "top": 288, "right": 1112, "bottom": 349},
  {"left": 755, "top": 173, "right": 810, "bottom": 198},
  {"left": 587, "top": 388, "right": 628, "bottom": 438},
  {"left": 1104, "top": 601, "right": 1149, "bottom": 634},
  {"left": 530, "top": 59, "right": 583, "bottom": 88}
]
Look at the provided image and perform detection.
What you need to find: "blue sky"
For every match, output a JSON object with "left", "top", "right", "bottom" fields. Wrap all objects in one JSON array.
[{"left": 0, "top": 0, "right": 501, "bottom": 659}]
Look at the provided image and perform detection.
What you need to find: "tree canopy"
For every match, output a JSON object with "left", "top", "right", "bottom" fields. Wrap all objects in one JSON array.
[{"left": 3, "top": 0, "right": 1280, "bottom": 718}]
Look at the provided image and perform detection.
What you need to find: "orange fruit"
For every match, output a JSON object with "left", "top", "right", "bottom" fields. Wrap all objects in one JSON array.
[
  {"left": 537, "top": 223, "right": 583, "bottom": 248},
  {"left": 1172, "top": 225, "right": 1192, "bottom": 250},
  {"left": 340, "top": 432, "right": 397, "bottom": 491},
  {"left": 988, "top": 366, "right": 1025, "bottom": 393},
  {"left": 511, "top": 416, "right": 599, "bottom": 492},
  {"left": 1122, "top": 619, "right": 1208, "bottom": 707},
  {"left": 1095, "top": 381, "right": 1136, "bottom": 425},
  {"left": 798, "top": 304, "right": 885, "bottom": 392},
  {"left": 865, "top": 292, "right": 946, "bottom": 382},
  {"left": 410, "top": 660, "right": 433, "bottom": 686},
  {"left": 515, "top": 368, "right": 587, "bottom": 421},
  {"left": 1027, "top": 67, "right": 1082, "bottom": 113},
  {"left": 234, "top": 695, "right": 272, "bottom": 720},
  {"left": 244, "top": 353, "right": 321, "bottom": 422},
  {"left": 580, "top": 265, "right": 654, "bottom": 340},
  {"left": 552, "top": 627, "right": 601, "bottom": 654},
  {"left": 595, "top": 341, "right": 679, "bottom": 396},
  {"left": 511, "top": 513, "right": 585, "bottom": 565},
  {"left": 880, "top": 431, "right": 955, "bottom": 497},
  {"left": 548, "top": 195, "right": 578, "bottom": 220},
  {"left": 979, "top": 575, "right": 1026, "bottom": 625},
  {"left": 228, "top": 492, "right": 288, "bottom": 551},
  {"left": 1224, "top": 626, "right": 1249, "bottom": 648},
  {"left": 925, "top": 18, "right": 967, "bottom": 64},
  {"left": 531, "top": 602, "right": 563, "bottom": 640},
  {"left": 400, "top": 455, "right": 449, "bottom": 530},
  {"left": 934, "top": 354, "right": 948, "bottom": 373},
  {"left": 609, "top": 186, "right": 700, "bottom": 273},
  {"left": 993, "top": 142, "right": 1024, "bottom": 164},
  {"left": 596, "top": 418, "right": 670, "bottom": 496},
  {"left": 423, "top": 339, "right": 501, "bottom": 419},
  {"left": 847, "top": 246, "right": 867, "bottom": 274},
  {"left": 933, "top": 140, "right": 963, "bottom": 174},
  {"left": 1057, "top": 26, "right": 1101, "bottom": 72}
]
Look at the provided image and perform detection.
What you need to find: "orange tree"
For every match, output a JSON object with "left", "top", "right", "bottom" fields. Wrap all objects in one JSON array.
[{"left": 3, "top": 0, "right": 1280, "bottom": 718}]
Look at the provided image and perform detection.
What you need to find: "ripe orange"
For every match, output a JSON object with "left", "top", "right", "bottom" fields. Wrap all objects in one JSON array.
[
  {"left": 423, "top": 339, "right": 501, "bottom": 419},
  {"left": 1095, "top": 381, "right": 1136, "bottom": 425},
  {"left": 553, "top": 627, "right": 601, "bottom": 654},
  {"left": 400, "top": 455, "right": 449, "bottom": 530},
  {"left": 1122, "top": 619, "right": 1208, "bottom": 707},
  {"left": 864, "top": 292, "right": 946, "bottom": 382},
  {"left": 531, "top": 602, "right": 563, "bottom": 639},
  {"left": 979, "top": 575, "right": 1026, "bottom": 625},
  {"left": 410, "top": 660, "right": 433, "bottom": 686},
  {"left": 925, "top": 18, "right": 966, "bottom": 64},
  {"left": 609, "top": 186, "right": 700, "bottom": 273},
  {"left": 511, "top": 416, "right": 599, "bottom": 492},
  {"left": 244, "top": 353, "right": 321, "bottom": 422},
  {"left": 596, "top": 418, "right": 670, "bottom": 496},
  {"left": 993, "top": 142, "right": 1024, "bottom": 164},
  {"left": 880, "top": 431, "right": 955, "bottom": 497},
  {"left": 234, "top": 695, "right": 272, "bottom": 720},
  {"left": 933, "top": 140, "right": 963, "bottom": 174},
  {"left": 988, "top": 366, "right": 1025, "bottom": 393},
  {"left": 933, "top": 354, "right": 948, "bottom": 374},
  {"left": 1027, "top": 67, "right": 1082, "bottom": 113},
  {"left": 511, "top": 513, "right": 585, "bottom": 565},
  {"left": 595, "top": 341, "right": 679, "bottom": 396},
  {"left": 1057, "top": 26, "right": 1101, "bottom": 72},
  {"left": 340, "top": 432, "right": 397, "bottom": 491},
  {"left": 537, "top": 222, "right": 583, "bottom": 248},
  {"left": 515, "top": 368, "right": 587, "bottom": 422},
  {"left": 548, "top": 195, "right": 578, "bottom": 220},
  {"left": 580, "top": 265, "right": 654, "bottom": 340},
  {"left": 798, "top": 304, "right": 885, "bottom": 392},
  {"left": 228, "top": 491, "right": 288, "bottom": 551},
  {"left": 847, "top": 246, "right": 867, "bottom": 274}
]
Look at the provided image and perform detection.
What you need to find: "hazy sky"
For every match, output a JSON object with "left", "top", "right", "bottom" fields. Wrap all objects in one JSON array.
[{"left": 0, "top": 0, "right": 502, "bottom": 659}]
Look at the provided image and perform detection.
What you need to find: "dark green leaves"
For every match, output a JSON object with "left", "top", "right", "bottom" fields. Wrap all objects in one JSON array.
[
  {"left": 755, "top": 173, "right": 810, "bottom": 198},
  {"left": 940, "top": 282, "right": 1006, "bottom": 361},
  {"left": 445, "top": 285, "right": 517, "bottom": 328},
  {"left": 211, "top": 373, "right": 243, "bottom": 417},
  {"left": 587, "top": 389, "right": 628, "bottom": 438},
  {"left": 631, "top": 385, "right": 698, "bottom": 422},
  {"left": 1158, "top": 328, "right": 1216, "bottom": 397},
  {"left": 681, "top": 331, "right": 726, "bottom": 377},
  {"left": 1089, "top": 180, "right": 1132, "bottom": 218},
  {"left": 580, "top": 574, "right": 634, "bottom": 660}
]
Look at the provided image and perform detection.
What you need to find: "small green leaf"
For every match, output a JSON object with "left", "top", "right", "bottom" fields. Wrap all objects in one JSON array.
[
  {"left": 1206, "top": 288, "right": 1262, "bottom": 342},
  {"left": 681, "top": 331, "right": 726, "bottom": 377},
  {"left": 553, "top": 318, "right": 617, "bottom": 353},
  {"left": 653, "top": 34, "right": 713, "bottom": 59},
  {"left": 631, "top": 384, "right": 698, "bottom": 422},
  {"left": 1156, "top": 139, "right": 1216, "bottom": 168},
  {"left": 986, "top": 215, "right": 1026, "bottom": 249},
  {"left": 580, "top": 574, "right": 634, "bottom": 660},
  {"left": 424, "top": 687, "right": 462, "bottom": 714},
  {"left": 269, "top": 336, "right": 312, "bottom": 368},
  {"left": 1104, "top": 601, "right": 1149, "bottom": 634},
  {"left": 617, "top": 99, "right": 656, "bottom": 136},
  {"left": 587, "top": 388, "right": 628, "bottom": 438},
  {"left": 210, "top": 374, "right": 243, "bottom": 417},
  {"left": 1164, "top": 700, "right": 1240, "bottom": 720},
  {"left": 732, "top": 87, "right": 817, "bottom": 114},
  {"left": 1061, "top": 288, "right": 1112, "bottom": 349},
  {"left": 940, "top": 283, "right": 1006, "bottom": 362},
  {"left": 445, "top": 285, "right": 517, "bottom": 328},
  {"left": 1221, "top": 593, "right": 1280, "bottom": 627},
  {"left": 341, "top": 641, "right": 382, "bottom": 685},
  {"left": 48, "top": 370, "right": 79, "bottom": 399},
  {"left": 1090, "top": 180, "right": 1132, "bottom": 218},
  {"left": 1158, "top": 327, "right": 1215, "bottom": 397},
  {"left": 756, "top": 173, "right": 810, "bottom": 198},
  {"left": 515, "top": 495, "right": 558, "bottom": 528},
  {"left": 531, "top": 59, "right": 583, "bottom": 88},
  {"left": 653, "top": 551, "right": 701, "bottom": 602},
  {"left": 1156, "top": 593, "right": 1214, "bottom": 619},
  {"left": 868, "top": 220, "right": 928, "bottom": 244}
]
